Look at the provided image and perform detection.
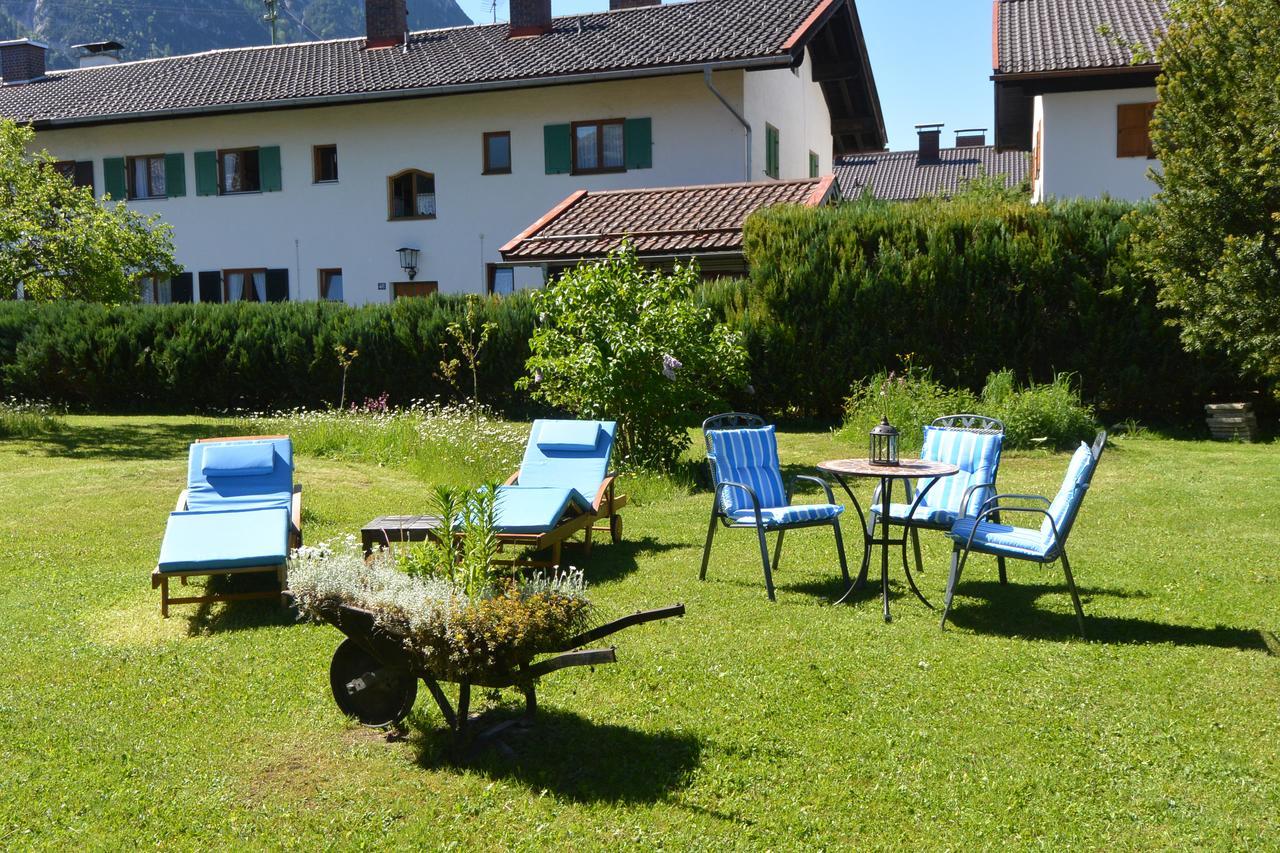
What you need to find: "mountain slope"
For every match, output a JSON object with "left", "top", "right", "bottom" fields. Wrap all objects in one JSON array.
[{"left": 1, "top": 1, "right": 471, "bottom": 69}]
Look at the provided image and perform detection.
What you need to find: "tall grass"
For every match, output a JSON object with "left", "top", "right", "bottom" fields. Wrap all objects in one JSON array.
[{"left": 0, "top": 398, "right": 63, "bottom": 438}]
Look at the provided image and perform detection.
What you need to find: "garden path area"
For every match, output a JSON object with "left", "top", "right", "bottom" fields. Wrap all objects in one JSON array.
[{"left": 0, "top": 416, "right": 1277, "bottom": 848}]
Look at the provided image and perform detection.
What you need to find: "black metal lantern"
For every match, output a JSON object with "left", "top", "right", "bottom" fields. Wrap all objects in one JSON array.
[
  {"left": 870, "top": 416, "right": 899, "bottom": 466},
  {"left": 396, "top": 246, "right": 420, "bottom": 281}
]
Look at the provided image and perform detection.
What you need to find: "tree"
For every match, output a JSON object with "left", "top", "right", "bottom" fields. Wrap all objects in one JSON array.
[
  {"left": 0, "top": 120, "right": 180, "bottom": 302},
  {"left": 1141, "top": 0, "right": 1280, "bottom": 387}
]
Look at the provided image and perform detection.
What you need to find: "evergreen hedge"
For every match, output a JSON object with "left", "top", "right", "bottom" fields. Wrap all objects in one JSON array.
[
  {"left": 703, "top": 196, "right": 1247, "bottom": 421},
  {"left": 0, "top": 296, "right": 536, "bottom": 413}
]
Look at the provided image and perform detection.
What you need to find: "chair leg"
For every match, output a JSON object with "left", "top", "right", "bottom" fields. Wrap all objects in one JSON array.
[
  {"left": 831, "top": 520, "right": 851, "bottom": 585},
  {"left": 997, "top": 556, "right": 1008, "bottom": 585},
  {"left": 910, "top": 527, "right": 924, "bottom": 575},
  {"left": 160, "top": 577, "right": 169, "bottom": 619},
  {"left": 1060, "top": 549, "right": 1087, "bottom": 637},
  {"left": 583, "top": 523, "right": 593, "bottom": 557},
  {"left": 772, "top": 529, "right": 785, "bottom": 573},
  {"left": 699, "top": 504, "right": 718, "bottom": 581},
  {"left": 940, "top": 544, "right": 968, "bottom": 630},
  {"left": 755, "top": 523, "right": 776, "bottom": 602}
]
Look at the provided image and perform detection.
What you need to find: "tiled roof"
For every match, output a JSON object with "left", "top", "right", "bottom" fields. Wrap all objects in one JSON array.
[
  {"left": 835, "top": 146, "right": 1029, "bottom": 201},
  {"left": 995, "top": 0, "right": 1167, "bottom": 75},
  {"left": 1, "top": 0, "right": 835, "bottom": 127},
  {"left": 501, "top": 177, "right": 836, "bottom": 261}
]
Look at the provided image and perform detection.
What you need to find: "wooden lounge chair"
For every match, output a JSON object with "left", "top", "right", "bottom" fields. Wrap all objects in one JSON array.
[{"left": 152, "top": 436, "right": 301, "bottom": 617}]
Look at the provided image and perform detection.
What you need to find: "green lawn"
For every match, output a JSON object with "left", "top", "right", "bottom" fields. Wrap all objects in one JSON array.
[{"left": 1, "top": 416, "right": 1277, "bottom": 848}]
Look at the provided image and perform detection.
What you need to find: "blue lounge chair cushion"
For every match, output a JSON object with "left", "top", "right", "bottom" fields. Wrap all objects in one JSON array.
[
  {"left": 158, "top": 507, "right": 290, "bottom": 572},
  {"left": 494, "top": 486, "right": 593, "bottom": 534},
  {"left": 948, "top": 517, "right": 1054, "bottom": 559},
  {"left": 516, "top": 420, "right": 616, "bottom": 507},
  {"left": 871, "top": 502, "right": 961, "bottom": 527},
  {"left": 729, "top": 503, "right": 844, "bottom": 529},
  {"left": 186, "top": 438, "right": 294, "bottom": 513},
  {"left": 535, "top": 421, "right": 602, "bottom": 452},
  {"left": 200, "top": 441, "right": 276, "bottom": 477},
  {"left": 705, "top": 426, "right": 788, "bottom": 514}
]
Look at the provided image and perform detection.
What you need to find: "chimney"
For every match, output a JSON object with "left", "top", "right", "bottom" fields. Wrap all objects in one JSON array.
[
  {"left": 510, "top": 0, "right": 552, "bottom": 37},
  {"left": 73, "top": 41, "right": 124, "bottom": 68},
  {"left": 365, "top": 0, "right": 408, "bottom": 49},
  {"left": 610, "top": 0, "right": 660, "bottom": 8},
  {"left": 954, "top": 128, "right": 987, "bottom": 148},
  {"left": 916, "top": 123, "right": 943, "bottom": 164},
  {"left": 0, "top": 38, "right": 47, "bottom": 85}
]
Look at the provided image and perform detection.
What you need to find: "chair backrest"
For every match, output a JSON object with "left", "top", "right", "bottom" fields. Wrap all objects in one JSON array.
[
  {"left": 930, "top": 414, "right": 1005, "bottom": 435},
  {"left": 704, "top": 424, "right": 788, "bottom": 514},
  {"left": 186, "top": 436, "right": 294, "bottom": 513},
  {"left": 917, "top": 422, "right": 1005, "bottom": 517},
  {"left": 516, "top": 420, "right": 617, "bottom": 506},
  {"left": 1041, "top": 430, "right": 1107, "bottom": 547}
]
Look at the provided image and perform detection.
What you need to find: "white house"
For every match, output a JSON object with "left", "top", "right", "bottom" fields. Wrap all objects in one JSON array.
[
  {"left": 992, "top": 0, "right": 1167, "bottom": 203},
  {"left": 0, "top": 0, "right": 885, "bottom": 304}
]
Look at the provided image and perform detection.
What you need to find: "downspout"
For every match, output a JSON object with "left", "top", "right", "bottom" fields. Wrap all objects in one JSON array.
[{"left": 703, "top": 66, "right": 751, "bottom": 182}]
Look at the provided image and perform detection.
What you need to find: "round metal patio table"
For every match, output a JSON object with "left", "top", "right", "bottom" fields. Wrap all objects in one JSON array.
[{"left": 817, "top": 458, "right": 959, "bottom": 622}]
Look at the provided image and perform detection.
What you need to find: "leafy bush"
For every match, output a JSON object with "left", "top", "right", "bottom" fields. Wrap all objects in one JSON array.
[
  {"left": 838, "top": 359, "right": 976, "bottom": 455},
  {"left": 979, "top": 369, "right": 1096, "bottom": 450},
  {"left": 0, "top": 397, "right": 62, "bottom": 438},
  {"left": 703, "top": 195, "right": 1253, "bottom": 422},
  {"left": 522, "top": 244, "right": 749, "bottom": 470}
]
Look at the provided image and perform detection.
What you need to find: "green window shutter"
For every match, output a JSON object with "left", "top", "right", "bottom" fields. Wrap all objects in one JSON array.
[
  {"left": 194, "top": 151, "right": 218, "bottom": 196},
  {"left": 543, "top": 124, "right": 571, "bottom": 174},
  {"left": 171, "top": 272, "right": 193, "bottom": 303},
  {"left": 103, "top": 157, "right": 126, "bottom": 199},
  {"left": 165, "top": 153, "right": 186, "bottom": 198},
  {"left": 765, "top": 126, "right": 780, "bottom": 179},
  {"left": 264, "top": 269, "right": 290, "bottom": 302},
  {"left": 198, "top": 271, "right": 222, "bottom": 303},
  {"left": 259, "top": 145, "right": 282, "bottom": 192},
  {"left": 624, "top": 117, "right": 652, "bottom": 170},
  {"left": 809, "top": 151, "right": 819, "bottom": 179}
]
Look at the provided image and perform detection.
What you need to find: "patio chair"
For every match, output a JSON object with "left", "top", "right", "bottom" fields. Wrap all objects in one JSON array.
[
  {"left": 153, "top": 436, "right": 301, "bottom": 617},
  {"left": 869, "top": 415, "right": 1007, "bottom": 582},
  {"left": 495, "top": 419, "right": 628, "bottom": 567},
  {"left": 699, "top": 413, "right": 849, "bottom": 601},
  {"left": 941, "top": 431, "right": 1107, "bottom": 636}
]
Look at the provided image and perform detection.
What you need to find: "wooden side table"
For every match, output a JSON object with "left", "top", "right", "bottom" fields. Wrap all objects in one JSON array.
[{"left": 360, "top": 515, "right": 442, "bottom": 557}]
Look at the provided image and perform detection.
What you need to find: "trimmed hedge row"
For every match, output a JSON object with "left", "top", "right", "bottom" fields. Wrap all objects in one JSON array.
[
  {"left": 703, "top": 196, "right": 1249, "bottom": 421},
  {"left": 0, "top": 296, "right": 537, "bottom": 413}
]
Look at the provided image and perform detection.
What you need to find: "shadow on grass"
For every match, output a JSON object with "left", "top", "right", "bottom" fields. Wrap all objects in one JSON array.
[
  {"left": 580, "top": 535, "right": 684, "bottom": 584},
  {"left": 946, "top": 579, "right": 1270, "bottom": 651},
  {"left": 184, "top": 574, "right": 298, "bottom": 635},
  {"left": 20, "top": 420, "right": 225, "bottom": 461},
  {"left": 412, "top": 706, "right": 701, "bottom": 804}
]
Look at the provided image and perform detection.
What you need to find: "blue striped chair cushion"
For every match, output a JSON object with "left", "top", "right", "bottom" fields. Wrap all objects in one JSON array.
[
  {"left": 1043, "top": 442, "right": 1094, "bottom": 540},
  {"left": 948, "top": 517, "right": 1054, "bottom": 559},
  {"left": 915, "top": 426, "right": 1004, "bottom": 519},
  {"left": 729, "top": 504, "right": 843, "bottom": 529},
  {"left": 872, "top": 502, "right": 960, "bottom": 527},
  {"left": 706, "top": 426, "right": 788, "bottom": 514}
]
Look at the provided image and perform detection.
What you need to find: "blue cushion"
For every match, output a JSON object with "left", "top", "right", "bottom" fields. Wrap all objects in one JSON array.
[
  {"left": 729, "top": 503, "right": 843, "bottom": 529},
  {"left": 871, "top": 502, "right": 959, "bottom": 527},
  {"left": 186, "top": 438, "right": 294, "bottom": 513},
  {"left": 1043, "top": 442, "right": 1094, "bottom": 538},
  {"left": 915, "top": 426, "right": 1004, "bottom": 519},
  {"left": 949, "top": 517, "right": 1054, "bottom": 559},
  {"left": 200, "top": 442, "right": 275, "bottom": 477},
  {"left": 706, "top": 426, "right": 788, "bottom": 514},
  {"left": 494, "top": 485, "right": 593, "bottom": 534},
  {"left": 516, "top": 420, "right": 616, "bottom": 507},
  {"left": 158, "top": 507, "right": 290, "bottom": 572},
  {"left": 535, "top": 421, "right": 602, "bottom": 452}
]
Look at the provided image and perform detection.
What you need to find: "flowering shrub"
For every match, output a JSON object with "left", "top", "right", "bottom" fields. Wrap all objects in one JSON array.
[
  {"left": 521, "top": 243, "right": 749, "bottom": 470},
  {"left": 0, "top": 397, "right": 62, "bottom": 438}
]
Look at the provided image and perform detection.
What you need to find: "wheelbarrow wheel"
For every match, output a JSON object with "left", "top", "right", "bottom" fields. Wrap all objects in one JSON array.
[
  {"left": 610, "top": 514, "right": 623, "bottom": 545},
  {"left": 328, "top": 638, "right": 418, "bottom": 728}
]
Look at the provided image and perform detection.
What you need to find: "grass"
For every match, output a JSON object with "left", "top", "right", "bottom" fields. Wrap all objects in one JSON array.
[{"left": 1, "top": 415, "right": 1278, "bottom": 848}]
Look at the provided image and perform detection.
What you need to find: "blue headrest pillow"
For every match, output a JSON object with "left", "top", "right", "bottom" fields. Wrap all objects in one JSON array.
[
  {"left": 535, "top": 421, "right": 602, "bottom": 452},
  {"left": 201, "top": 442, "right": 275, "bottom": 477}
]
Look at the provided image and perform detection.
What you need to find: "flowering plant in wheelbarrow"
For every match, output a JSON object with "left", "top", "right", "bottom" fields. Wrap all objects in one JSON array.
[{"left": 288, "top": 485, "right": 683, "bottom": 738}]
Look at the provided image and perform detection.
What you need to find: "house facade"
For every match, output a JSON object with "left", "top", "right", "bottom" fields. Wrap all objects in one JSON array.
[
  {"left": 992, "top": 0, "right": 1166, "bottom": 203},
  {"left": 0, "top": 0, "right": 885, "bottom": 304}
]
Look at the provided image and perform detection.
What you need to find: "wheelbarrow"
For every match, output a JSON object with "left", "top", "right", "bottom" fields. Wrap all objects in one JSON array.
[{"left": 292, "top": 593, "right": 685, "bottom": 739}]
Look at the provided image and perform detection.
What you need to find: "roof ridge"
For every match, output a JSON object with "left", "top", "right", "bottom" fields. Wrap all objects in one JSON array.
[{"left": 587, "top": 178, "right": 822, "bottom": 197}]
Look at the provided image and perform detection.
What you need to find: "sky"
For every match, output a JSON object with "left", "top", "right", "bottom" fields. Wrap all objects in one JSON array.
[{"left": 453, "top": 0, "right": 995, "bottom": 152}]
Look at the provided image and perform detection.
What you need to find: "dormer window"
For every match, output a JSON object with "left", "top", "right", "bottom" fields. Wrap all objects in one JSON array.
[{"left": 389, "top": 170, "right": 436, "bottom": 219}]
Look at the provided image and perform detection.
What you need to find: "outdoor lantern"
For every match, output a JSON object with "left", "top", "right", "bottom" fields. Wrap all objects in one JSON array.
[
  {"left": 870, "top": 416, "right": 899, "bottom": 466},
  {"left": 396, "top": 246, "right": 420, "bottom": 281}
]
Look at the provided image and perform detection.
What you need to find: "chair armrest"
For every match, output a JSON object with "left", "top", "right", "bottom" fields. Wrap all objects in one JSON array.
[
  {"left": 963, "top": 504, "right": 1062, "bottom": 553},
  {"left": 789, "top": 474, "right": 836, "bottom": 505},
  {"left": 291, "top": 484, "right": 303, "bottom": 547},
  {"left": 959, "top": 481, "right": 996, "bottom": 518},
  {"left": 503, "top": 471, "right": 519, "bottom": 487},
  {"left": 976, "top": 492, "right": 1050, "bottom": 516},
  {"left": 592, "top": 475, "right": 616, "bottom": 512},
  {"left": 714, "top": 480, "right": 764, "bottom": 524},
  {"left": 173, "top": 489, "right": 189, "bottom": 512}
]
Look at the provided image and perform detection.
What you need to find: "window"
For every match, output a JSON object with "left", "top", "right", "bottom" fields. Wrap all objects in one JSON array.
[
  {"left": 483, "top": 132, "right": 511, "bottom": 174},
  {"left": 393, "top": 281, "right": 438, "bottom": 299},
  {"left": 572, "top": 119, "right": 625, "bottom": 174},
  {"left": 319, "top": 268, "right": 344, "bottom": 302},
  {"left": 219, "top": 148, "right": 261, "bottom": 194},
  {"left": 1117, "top": 102, "right": 1157, "bottom": 159},
  {"left": 313, "top": 145, "right": 338, "bottom": 183},
  {"left": 488, "top": 264, "right": 516, "bottom": 296},
  {"left": 223, "top": 268, "right": 267, "bottom": 302},
  {"left": 53, "top": 160, "right": 94, "bottom": 191},
  {"left": 139, "top": 275, "right": 172, "bottom": 305},
  {"left": 389, "top": 170, "right": 436, "bottom": 219},
  {"left": 765, "top": 124, "right": 780, "bottom": 179},
  {"left": 127, "top": 155, "right": 166, "bottom": 199},
  {"left": 809, "top": 150, "right": 820, "bottom": 179}
]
